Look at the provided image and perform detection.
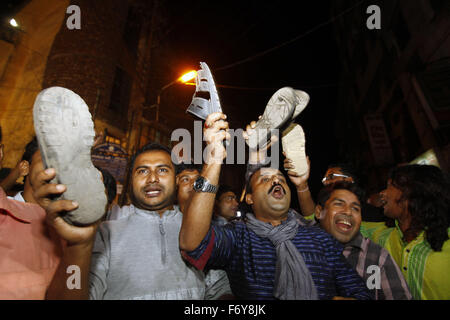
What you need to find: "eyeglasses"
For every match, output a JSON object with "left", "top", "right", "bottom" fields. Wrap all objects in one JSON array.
[{"left": 321, "top": 173, "right": 350, "bottom": 184}]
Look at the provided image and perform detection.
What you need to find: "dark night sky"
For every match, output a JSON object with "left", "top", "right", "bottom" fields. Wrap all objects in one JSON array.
[
  {"left": 1, "top": 0, "right": 349, "bottom": 200},
  {"left": 151, "top": 0, "right": 343, "bottom": 197}
]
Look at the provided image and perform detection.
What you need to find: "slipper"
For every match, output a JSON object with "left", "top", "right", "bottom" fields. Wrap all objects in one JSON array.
[
  {"left": 186, "top": 62, "right": 222, "bottom": 120},
  {"left": 246, "top": 87, "right": 309, "bottom": 150},
  {"left": 33, "top": 86, "right": 107, "bottom": 226}
]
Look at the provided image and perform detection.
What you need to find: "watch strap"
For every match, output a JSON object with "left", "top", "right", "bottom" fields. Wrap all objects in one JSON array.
[{"left": 204, "top": 182, "right": 218, "bottom": 193}]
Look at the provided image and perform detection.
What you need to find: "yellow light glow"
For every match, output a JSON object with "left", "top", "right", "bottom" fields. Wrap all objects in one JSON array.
[
  {"left": 179, "top": 71, "right": 197, "bottom": 83},
  {"left": 9, "top": 18, "right": 18, "bottom": 27}
]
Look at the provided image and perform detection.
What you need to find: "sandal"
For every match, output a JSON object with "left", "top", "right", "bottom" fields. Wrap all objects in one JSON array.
[
  {"left": 246, "top": 87, "right": 309, "bottom": 150},
  {"left": 33, "top": 87, "right": 107, "bottom": 226},
  {"left": 186, "top": 62, "right": 223, "bottom": 120}
]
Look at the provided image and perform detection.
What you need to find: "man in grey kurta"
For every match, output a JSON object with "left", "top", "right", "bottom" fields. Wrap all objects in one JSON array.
[
  {"left": 90, "top": 205, "right": 205, "bottom": 299},
  {"left": 41, "top": 142, "right": 211, "bottom": 300}
]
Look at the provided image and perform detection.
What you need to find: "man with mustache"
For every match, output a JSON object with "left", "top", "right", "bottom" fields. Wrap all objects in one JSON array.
[
  {"left": 313, "top": 181, "right": 411, "bottom": 300},
  {"left": 179, "top": 112, "right": 371, "bottom": 300},
  {"left": 285, "top": 157, "right": 386, "bottom": 222},
  {"left": 37, "top": 142, "right": 207, "bottom": 299}
]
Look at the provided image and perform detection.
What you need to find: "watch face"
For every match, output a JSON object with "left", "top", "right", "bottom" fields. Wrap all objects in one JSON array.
[{"left": 194, "top": 177, "right": 204, "bottom": 190}]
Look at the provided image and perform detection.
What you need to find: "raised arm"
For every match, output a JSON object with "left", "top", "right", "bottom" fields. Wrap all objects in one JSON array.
[
  {"left": 284, "top": 155, "right": 316, "bottom": 216},
  {"left": 179, "top": 112, "right": 230, "bottom": 251},
  {"left": 0, "top": 159, "right": 28, "bottom": 191}
]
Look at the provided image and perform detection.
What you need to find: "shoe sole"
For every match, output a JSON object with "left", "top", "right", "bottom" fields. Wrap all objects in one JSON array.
[
  {"left": 247, "top": 87, "right": 309, "bottom": 149},
  {"left": 282, "top": 123, "right": 308, "bottom": 176},
  {"left": 33, "top": 86, "right": 107, "bottom": 226}
]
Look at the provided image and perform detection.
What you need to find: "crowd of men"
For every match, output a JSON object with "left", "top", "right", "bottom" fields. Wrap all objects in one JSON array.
[{"left": 0, "top": 90, "right": 449, "bottom": 300}]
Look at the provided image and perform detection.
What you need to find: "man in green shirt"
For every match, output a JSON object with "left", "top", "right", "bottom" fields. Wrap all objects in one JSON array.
[{"left": 361, "top": 164, "right": 450, "bottom": 300}]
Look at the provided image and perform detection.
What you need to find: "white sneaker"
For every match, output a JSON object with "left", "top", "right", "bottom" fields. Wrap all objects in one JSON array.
[{"left": 33, "top": 87, "right": 107, "bottom": 226}]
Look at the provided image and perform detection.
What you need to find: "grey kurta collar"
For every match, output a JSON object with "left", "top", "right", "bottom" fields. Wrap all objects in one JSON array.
[{"left": 133, "top": 204, "right": 180, "bottom": 219}]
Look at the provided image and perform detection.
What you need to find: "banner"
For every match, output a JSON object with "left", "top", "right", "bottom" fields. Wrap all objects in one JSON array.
[{"left": 92, "top": 142, "right": 129, "bottom": 184}]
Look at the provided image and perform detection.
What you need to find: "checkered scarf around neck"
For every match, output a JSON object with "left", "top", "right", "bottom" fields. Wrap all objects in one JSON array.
[{"left": 245, "top": 210, "right": 319, "bottom": 300}]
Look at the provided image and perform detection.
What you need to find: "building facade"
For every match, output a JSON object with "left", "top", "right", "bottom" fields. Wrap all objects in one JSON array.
[
  {"left": 0, "top": 0, "right": 179, "bottom": 190},
  {"left": 0, "top": 0, "right": 69, "bottom": 168},
  {"left": 332, "top": 0, "right": 450, "bottom": 191}
]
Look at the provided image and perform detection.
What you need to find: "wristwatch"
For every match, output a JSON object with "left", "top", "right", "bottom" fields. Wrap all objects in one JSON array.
[{"left": 193, "top": 176, "right": 218, "bottom": 194}]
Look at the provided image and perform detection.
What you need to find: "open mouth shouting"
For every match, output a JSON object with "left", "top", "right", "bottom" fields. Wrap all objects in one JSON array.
[
  {"left": 268, "top": 184, "right": 286, "bottom": 200},
  {"left": 144, "top": 185, "right": 163, "bottom": 198},
  {"left": 334, "top": 215, "right": 354, "bottom": 233}
]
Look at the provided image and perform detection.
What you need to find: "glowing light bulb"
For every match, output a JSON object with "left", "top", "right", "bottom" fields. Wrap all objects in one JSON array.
[
  {"left": 9, "top": 18, "right": 18, "bottom": 27},
  {"left": 179, "top": 71, "right": 197, "bottom": 83}
]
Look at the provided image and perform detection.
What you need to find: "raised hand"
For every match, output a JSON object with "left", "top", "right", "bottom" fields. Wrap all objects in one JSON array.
[
  {"left": 243, "top": 116, "right": 278, "bottom": 165},
  {"left": 17, "top": 160, "right": 29, "bottom": 178},
  {"left": 203, "top": 112, "right": 230, "bottom": 164},
  {"left": 32, "top": 153, "right": 99, "bottom": 246},
  {"left": 284, "top": 153, "right": 310, "bottom": 191}
]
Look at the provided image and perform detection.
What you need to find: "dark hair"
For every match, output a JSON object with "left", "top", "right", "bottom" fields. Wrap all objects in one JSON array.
[
  {"left": 22, "top": 137, "right": 39, "bottom": 163},
  {"left": 389, "top": 164, "right": 450, "bottom": 251},
  {"left": 129, "top": 142, "right": 172, "bottom": 176},
  {"left": 0, "top": 125, "right": 2, "bottom": 142},
  {"left": 245, "top": 162, "right": 275, "bottom": 194},
  {"left": 175, "top": 162, "right": 202, "bottom": 176},
  {"left": 317, "top": 181, "right": 366, "bottom": 208},
  {"left": 327, "top": 163, "right": 359, "bottom": 184},
  {"left": 21, "top": 137, "right": 39, "bottom": 183},
  {"left": 127, "top": 142, "right": 174, "bottom": 205},
  {"left": 96, "top": 166, "right": 117, "bottom": 205},
  {"left": 217, "top": 185, "right": 236, "bottom": 200}
]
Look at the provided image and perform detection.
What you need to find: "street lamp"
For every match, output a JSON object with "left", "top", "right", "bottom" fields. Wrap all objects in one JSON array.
[
  {"left": 138, "top": 70, "right": 197, "bottom": 149},
  {"left": 9, "top": 19, "right": 19, "bottom": 28},
  {"left": 152, "top": 70, "right": 197, "bottom": 121}
]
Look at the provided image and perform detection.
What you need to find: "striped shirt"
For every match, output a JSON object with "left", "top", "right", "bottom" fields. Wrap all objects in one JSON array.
[
  {"left": 297, "top": 215, "right": 412, "bottom": 299},
  {"left": 183, "top": 217, "right": 372, "bottom": 300},
  {"left": 343, "top": 232, "right": 412, "bottom": 300},
  {"left": 361, "top": 221, "right": 450, "bottom": 300}
]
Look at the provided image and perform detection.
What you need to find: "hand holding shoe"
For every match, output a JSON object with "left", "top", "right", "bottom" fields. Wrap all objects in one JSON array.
[
  {"left": 203, "top": 112, "right": 230, "bottom": 164},
  {"left": 284, "top": 152, "right": 310, "bottom": 192},
  {"left": 244, "top": 116, "right": 278, "bottom": 165},
  {"left": 32, "top": 155, "right": 99, "bottom": 246}
]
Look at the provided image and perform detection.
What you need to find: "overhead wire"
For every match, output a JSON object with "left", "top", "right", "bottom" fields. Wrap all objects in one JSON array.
[{"left": 213, "top": 0, "right": 367, "bottom": 72}]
